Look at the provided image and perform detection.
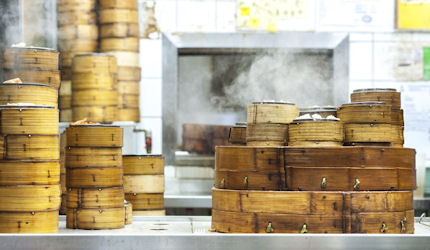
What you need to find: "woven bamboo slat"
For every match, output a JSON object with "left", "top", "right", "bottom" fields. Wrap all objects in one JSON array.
[
  {"left": 66, "top": 208, "right": 124, "bottom": 229},
  {"left": 351, "top": 88, "right": 401, "bottom": 109},
  {"left": 337, "top": 102, "right": 391, "bottom": 124},
  {"left": 344, "top": 124, "right": 402, "bottom": 144},
  {"left": 99, "top": 9, "right": 139, "bottom": 24},
  {"left": 66, "top": 147, "right": 122, "bottom": 168},
  {"left": 57, "top": 11, "right": 97, "bottom": 26},
  {"left": 58, "top": 25, "right": 98, "bottom": 40},
  {"left": 247, "top": 102, "right": 299, "bottom": 124},
  {"left": 4, "top": 135, "right": 59, "bottom": 160},
  {"left": 57, "top": 0, "right": 96, "bottom": 12},
  {"left": 0, "top": 83, "right": 58, "bottom": 108},
  {"left": 66, "top": 125, "right": 123, "bottom": 147},
  {"left": 2, "top": 69, "right": 60, "bottom": 89},
  {"left": 60, "top": 80, "right": 71, "bottom": 96},
  {"left": 0, "top": 211, "right": 59, "bottom": 233},
  {"left": 0, "top": 185, "right": 61, "bottom": 211},
  {"left": 246, "top": 123, "right": 288, "bottom": 146},
  {"left": 118, "top": 81, "right": 139, "bottom": 94},
  {"left": 72, "top": 72, "right": 116, "bottom": 90},
  {"left": 58, "top": 40, "right": 98, "bottom": 52},
  {"left": 118, "top": 67, "right": 141, "bottom": 81},
  {"left": 117, "top": 108, "right": 140, "bottom": 122},
  {"left": 104, "top": 51, "right": 139, "bottom": 67},
  {"left": 2, "top": 47, "right": 58, "bottom": 70},
  {"left": 133, "top": 210, "right": 166, "bottom": 216},
  {"left": 391, "top": 109, "right": 404, "bottom": 126},
  {"left": 0, "top": 160, "right": 60, "bottom": 185},
  {"left": 0, "top": 107, "right": 58, "bottom": 135},
  {"left": 124, "top": 202, "right": 132, "bottom": 225},
  {"left": 72, "top": 89, "right": 118, "bottom": 106},
  {"left": 118, "top": 94, "right": 139, "bottom": 108},
  {"left": 100, "top": 23, "right": 140, "bottom": 38},
  {"left": 60, "top": 96, "right": 71, "bottom": 109},
  {"left": 229, "top": 124, "right": 247, "bottom": 145},
  {"left": 123, "top": 175, "right": 165, "bottom": 193},
  {"left": 67, "top": 167, "right": 123, "bottom": 188},
  {"left": 72, "top": 54, "right": 117, "bottom": 73},
  {"left": 123, "top": 155, "right": 164, "bottom": 175},
  {"left": 60, "top": 109, "right": 72, "bottom": 122},
  {"left": 299, "top": 106, "right": 337, "bottom": 118},
  {"left": 288, "top": 120, "right": 343, "bottom": 146},
  {"left": 124, "top": 193, "right": 164, "bottom": 210},
  {"left": 99, "top": 0, "right": 138, "bottom": 9},
  {"left": 66, "top": 187, "right": 124, "bottom": 208}
]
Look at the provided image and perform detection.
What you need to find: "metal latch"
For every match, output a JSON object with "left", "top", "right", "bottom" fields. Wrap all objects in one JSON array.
[
  {"left": 300, "top": 224, "right": 307, "bottom": 234},
  {"left": 265, "top": 222, "right": 274, "bottom": 233},
  {"left": 380, "top": 222, "right": 387, "bottom": 233},
  {"left": 353, "top": 178, "right": 360, "bottom": 190},
  {"left": 244, "top": 176, "right": 248, "bottom": 189},
  {"left": 321, "top": 177, "right": 327, "bottom": 189}
]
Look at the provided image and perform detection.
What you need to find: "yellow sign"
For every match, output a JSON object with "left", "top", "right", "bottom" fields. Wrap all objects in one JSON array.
[{"left": 398, "top": 0, "right": 430, "bottom": 29}]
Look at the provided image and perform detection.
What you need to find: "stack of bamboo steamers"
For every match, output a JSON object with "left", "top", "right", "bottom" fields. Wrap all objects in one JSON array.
[
  {"left": 214, "top": 92, "right": 415, "bottom": 234},
  {"left": 0, "top": 47, "right": 61, "bottom": 233}
]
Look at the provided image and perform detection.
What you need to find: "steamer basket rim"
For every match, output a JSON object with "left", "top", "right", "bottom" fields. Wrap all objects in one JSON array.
[{"left": 353, "top": 88, "right": 397, "bottom": 93}]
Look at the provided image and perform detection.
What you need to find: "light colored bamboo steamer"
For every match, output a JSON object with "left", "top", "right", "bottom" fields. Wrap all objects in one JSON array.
[
  {"left": 72, "top": 72, "right": 117, "bottom": 90},
  {"left": 57, "top": 11, "right": 97, "bottom": 26},
  {"left": 60, "top": 109, "right": 72, "bottom": 122},
  {"left": 66, "top": 207, "right": 124, "bottom": 229},
  {"left": 2, "top": 47, "right": 59, "bottom": 70},
  {"left": 344, "top": 123, "right": 401, "bottom": 143},
  {"left": 67, "top": 167, "right": 123, "bottom": 188},
  {"left": 99, "top": 9, "right": 139, "bottom": 24},
  {"left": 104, "top": 51, "right": 139, "bottom": 67},
  {"left": 66, "top": 187, "right": 124, "bottom": 208},
  {"left": 123, "top": 175, "right": 164, "bottom": 193},
  {"left": 0, "top": 185, "right": 61, "bottom": 211},
  {"left": 4, "top": 135, "right": 59, "bottom": 160},
  {"left": 60, "top": 80, "right": 71, "bottom": 96},
  {"left": 61, "top": 52, "right": 99, "bottom": 68},
  {"left": 0, "top": 106, "right": 58, "bottom": 135},
  {"left": 72, "top": 53, "right": 117, "bottom": 73},
  {"left": 299, "top": 106, "right": 337, "bottom": 118},
  {"left": 117, "top": 108, "right": 140, "bottom": 122},
  {"left": 123, "top": 155, "right": 164, "bottom": 175},
  {"left": 58, "top": 39, "right": 98, "bottom": 52},
  {"left": 229, "top": 124, "right": 247, "bottom": 145},
  {"left": 124, "top": 202, "right": 133, "bottom": 225},
  {"left": 118, "top": 81, "right": 139, "bottom": 94},
  {"left": 58, "top": 25, "right": 98, "bottom": 40},
  {"left": 288, "top": 119, "right": 343, "bottom": 146},
  {"left": 57, "top": 0, "right": 96, "bottom": 12},
  {"left": 0, "top": 160, "right": 60, "bottom": 185},
  {"left": 247, "top": 102, "right": 299, "bottom": 124},
  {"left": 246, "top": 123, "right": 288, "bottom": 146},
  {"left": 66, "top": 147, "right": 122, "bottom": 168},
  {"left": 391, "top": 109, "right": 404, "bottom": 126},
  {"left": 118, "top": 94, "right": 139, "bottom": 108},
  {"left": 72, "top": 89, "right": 118, "bottom": 106},
  {"left": 61, "top": 67, "right": 72, "bottom": 80},
  {"left": 100, "top": 37, "right": 139, "bottom": 52},
  {"left": 0, "top": 83, "right": 58, "bottom": 108},
  {"left": 337, "top": 102, "right": 391, "bottom": 124},
  {"left": 118, "top": 67, "right": 141, "bottom": 81},
  {"left": 351, "top": 88, "right": 401, "bottom": 109},
  {"left": 60, "top": 96, "right": 71, "bottom": 109},
  {"left": 0, "top": 211, "right": 59, "bottom": 233},
  {"left": 2, "top": 69, "right": 60, "bottom": 89},
  {"left": 124, "top": 193, "right": 164, "bottom": 210},
  {"left": 72, "top": 106, "right": 117, "bottom": 123},
  {"left": 100, "top": 23, "right": 140, "bottom": 38},
  {"left": 66, "top": 125, "right": 123, "bottom": 147},
  {"left": 99, "top": 0, "right": 138, "bottom": 9},
  {"left": 133, "top": 210, "right": 166, "bottom": 216}
]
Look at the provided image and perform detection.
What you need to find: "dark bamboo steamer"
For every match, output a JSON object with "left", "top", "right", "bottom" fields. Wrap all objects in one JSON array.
[
  {"left": 66, "top": 147, "right": 122, "bottom": 168},
  {"left": 133, "top": 210, "right": 166, "bottom": 216},
  {"left": 125, "top": 193, "right": 164, "bottom": 210},
  {"left": 229, "top": 124, "right": 246, "bottom": 145},
  {"left": 117, "top": 108, "right": 140, "bottom": 122},
  {"left": 60, "top": 96, "right": 71, "bottom": 109},
  {"left": 123, "top": 175, "right": 164, "bottom": 193},
  {"left": 99, "top": 0, "right": 138, "bottom": 9},
  {"left": 0, "top": 160, "right": 60, "bottom": 185},
  {"left": 247, "top": 102, "right": 299, "bottom": 124},
  {"left": 66, "top": 207, "right": 124, "bottom": 229},
  {"left": 182, "top": 124, "right": 230, "bottom": 154},
  {"left": 124, "top": 202, "right": 132, "bottom": 225},
  {"left": 288, "top": 120, "right": 343, "bottom": 147},
  {"left": 100, "top": 23, "right": 140, "bottom": 38},
  {"left": 67, "top": 167, "right": 123, "bottom": 188},
  {"left": 72, "top": 72, "right": 117, "bottom": 90},
  {"left": 99, "top": 9, "right": 139, "bottom": 24},
  {"left": 351, "top": 88, "right": 401, "bottom": 109},
  {"left": 215, "top": 170, "right": 286, "bottom": 190},
  {"left": 246, "top": 123, "right": 288, "bottom": 146},
  {"left": 72, "top": 106, "right": 117, "bottom": 123},
  {"left": 0, "top": 185, "right": 61, "bottom": 211},
  {"left": 60, "top": 194, "right": 67, "bottom": 215},
  {"left": 57, "top": 11, "right": 97, "bottom": 26},
  {"left": 58, "top": 39, "right": 98, "bottom": 52},
  {"left": 66, "top": 125, "right": 123, "bottom": 147},
  {"left": 66, "top": 187, "right": 124, "bottom": 208},
  {"left": 72, "top": 89, "right": 118, "bottom": 106},
  {"left": 4, "top": 135, "right": 59, "bottom": 160},
  {"left": 61, "top": 67, "right": 72, "bottom": 81},
  {"left": 0, "top": 106, "right": 58, "bottom": 135},
  {"left": 118, "top": 67, "right": 141, "bottom": 81},
  {"left": 344, "top": 124, "right": 401, "bottom": 143},
  {"left": 391, "top": 109, "right": 404, "bottom": 126},
  {"left": 0, "top": 83, "right": 58, "bottom": 108},
  {"left": 337, "top": 102, "right": 391, "bottom": 124},
  {"left": 0, "top": 211, "right": 59, "bottom": 233},
  {"left": 123, "top": 155, "right": 164, "bottom": 175},
  {"left": 118, "top": 81, "right": 139, "bottom": 94},
  {"left": 58, "top": 25, "right": 98, "bottom": 40},
  {"left": 2, "top": 69, "right": 60, "bottom": 89},
  {"left": 57, "top": 0, "right": 96, "bottom": 12},
  {"left": 60, "top": 109, "right": 72, "bottom": 122},
  {"left": 299, "top": 106, "right": 337, "bottom": 118},
  {"left": 61, "top": 174, "right": 66, "bottom": 192},
  {"left": 2, "top": 47, "right": 58, "bottom": 70},
  {"left": 72, "top": 54, "right": 117, "bottom": 73},
  {"left": 118, "top": 94, "right": 139, "bottom": 108},
  {"left": 100, "top": 38, "right": 139, "bottom": 52},
  {"left": 104, "top": 51, "right": 139, "bottom": 67}
]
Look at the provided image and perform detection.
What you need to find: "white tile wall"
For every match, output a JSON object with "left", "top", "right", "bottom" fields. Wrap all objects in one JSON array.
[
  {"left": 349, "top": 42, "right": 373, "bottom": 80},
  {"left": 177, "top": 0, "right": 217, "bottom": 32},
  {"left": 215, "top": 0, "right": 236, "bottom": 32},
  {"left": 141, "top": 39, "right": 162, "bottom": 79},
  {"left": 155, "top": 0, "right": 178, "bottom": 32}
]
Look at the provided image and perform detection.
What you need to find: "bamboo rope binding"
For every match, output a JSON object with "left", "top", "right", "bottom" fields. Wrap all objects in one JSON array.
[
  {"left": 229, "top": 123, "right": 247, "bottom": 145},
  {"left": 288, "top": 119, "right": 343, "bottom": 147},
  {"left": 0, "top": 83, "right": 58, "bottom": 108},
  {"left": 2, "top": 69, "right": 60, "bottom": 89}
]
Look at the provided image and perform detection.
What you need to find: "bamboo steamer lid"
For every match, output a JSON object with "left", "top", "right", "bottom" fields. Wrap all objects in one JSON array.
[
  {"left": 66, "top": 187, "right": 124, "bottom": 208},
  {"left": 100, "top": 37, "right": 140, "bottom": 52},
  {"left": 0, "top": 83, "right": 58, "bottom": 108},
  {"left": 99, "top": 0, "right": 138, "bottom": 9},
  {"left": 58, "top": 25, "right": 98, "bottom": 40},
  {"left": 66, "top": 125, "right": 123, "bottom": 147},
  {"left": 344, "top": 123, "right": 401, "bottom": 143},
  {"left": 58, "top": 39, "right": 98, "bottom": 52},
  {"left": 72, "top": 53, "right": 117, "bottom": 73},
  {"left": 118, "top": 81, "right": 139, "bottom": 94},
  {"left": 124, "top": 193, "right": 164, "bottom": 210},
  {"left": 0, "top": 211, "right": 59, "bottom": 233},
  {"left": 72, "top": 72, "right": 117, "bottom": 90},
  {"left": 72, "top": 89, "right": 118, "bottom": 106},
  {"left": 299, "top": 106, "right": 337, "bottom": 118},
  {"left": 104, "top": 51, "right": 139, "bottom": 67},
  {"left": 133, "top": 210, "right": 166, "bottom": 216},
  {"left": 123, "top": 155, "right": 164, "bottom": 175},
  {"left": 117, "top": 108, "right": 140, "bottom": 122},
  {"left": 61, "top": 67, "right": 72, "bottom": 80},
  {"left": 3, "top": 135, "right": 59, "bottom": 160},
  {"left": 337, "top": 102, "right": 391, "bottom": 124},
  {"left": 66, "top": 207, "right": 124, "bottom": 229},
  {"left": 100, "top": 23, "right": 140, "bottom": 38},
  {"left": 351, "top": 88, "right": 401, "bottom": 109},
  {"left": 118, "top": 94, "right": 139, "bottom": 108},
  {"left": 59, "top": 80, "right": 72, "bottom": 96},
  {"left": 247, "top": 101, "right": 299, "bottom": 124},
  {"left": 123, "top": 175, "right": 164, "bottom": 193},
  {"left": 2, "top": 69, "right": 60, "bottom": 89},
  {"left": 66, "top": 147, "right": 122, "bottom": 168},
  {"left": 124, "top": 201, "right": 133, "bottom": 225},
  {"left": 0, "top": 185, "right": 61, "bottom": 211},
  {"left": 2, "top": 47, "right": 58, "bottom": 70},
  {"left": 67, "top": 167, "right": 123, "bottom": 188},
  {"left": 0, "top": 106, "right": 58, "bottom": 135},
  {"left": 229, "top": 123, "right": 247, "bottom": 145},
  {"left": 57, "top": 11, "right": 97, "bottom": 26},
  {"left": 118, "top": 67, "right": 141, "bottom": 81},
  {"left": 99, "top": 9, "right": 139, "bottom": 24},
  {"left": 60, "top": 109, "right": 72, "bottom": 122},
  {"left": 0, "top": 160, "right": 60, "bottom": 185},
  {"left": 288, "top": 119, "right": 343, "bottom": 146},
  {"left": 72, "top": 106, "right": 117, "bottom": 123},
  {"left": 246, "top": 123, "right": 288, "bottom": 146},
  {"left": 391, "top": 109, "right": 404, "bottom": 126},
  {"left": 57, "top": 0, "right": 96, "bottom": 12}
]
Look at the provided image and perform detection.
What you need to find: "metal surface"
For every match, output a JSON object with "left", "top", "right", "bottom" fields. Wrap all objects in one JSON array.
[{"left": 165, "top": 195, "right": 212, "bottom": 208}]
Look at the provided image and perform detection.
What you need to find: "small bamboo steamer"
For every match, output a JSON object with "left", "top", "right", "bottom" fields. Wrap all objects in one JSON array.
[
  {"left": 2, "top": 47, "right": 59, "bottom": 70},
  {"left": 133, "top": 210, "right": 165, "bottom": 216},
  {"left": 58, "top": 25, "right": 98, "bottom": 40},
  {"left": 57, "top": 11, "right": 97, "bottom": 26},
  {"left": 391, "top": 109, "right": 404, "bottom": 126},
  {"left": 299, "top": 106, "right": 337, "bottom": 118},
  {"left": 118, "top": 94, "right": 139, "bottom": 108},
  {"left": 0, "top": 83, "right": 58, "bottom": 108},
  {"left": 4, "top": 135, "right": 59, "bottom": 160},
  {"left": 99, "top": 9, "right": 139, "bottom": 24},
  {"left": 118, "top": 81, "right": 139, "bottom": 94},
  {"left": 99, "top": 0, "right": 138, "bottom": 9},
  {"left": 100, "top": 38, "right": 139, "bottom": 52},
  {"left": 57, "top": 0, "right": 96, "bottom": 12},
  {"left": 344, "top": 123, "right": 400, "bottom": 143},
  {"left": 72, "top": 53, "right": 117, "bottom": 73},
  {"left": 72, "top": 106, "right": 117, "bottom": 123},
  {"left": 118, "top": 67, "right": 141, "bottom": 81},
  {"left": 60, "top": 80, "right": 72, "bottom": 96},
  {"left": 66, "top": 187, "right": 124, "bottom": 208},
  {"left": 0, "top": 211, "right": 59, "bottom": 233},
  {"left": 0, "top": 106, "right": 58, "bottom": 135},
  {"left": 58, "top": 39, "right": 98, "bottom": 52},
  {"left": 67, "top": 167, "right": 123, "bottom": 188},
  {"left": 229, "top": 123, "right": 247, "bottom": 145},
  {"left": 104, "top": 51, "right": 139, "bottom": 67},
  {"left": 60, "top": 96, "right": 71, "bottom": 110},
  {"left": 66, "top": 207, "right": 124, "bottom": 229},
  {"left": 288, "top": 119, "right": 343, "bottom": 147},
  {"left": 61, "top": 67, "right": 72, "bottom": 80},
  {"left": 123, "top": 175, "right": 165, "bottom": 193},
  {"left": 123, "top": 155, "right": 164, "bottom": 175},
  {"left": 351, "top": 88, "right": 401, "bottom": 109},
  {"left": 0, "top": 160, "right": 60, "bottom": 185},
  {"left": 66, "top": 125, "right": 123, "bottom": 147},
  {"left": 2, "top": 69, "right": 60, "bottom": 89},
  {"left": 124, "top": 201, "right": 133, "bottom": 225},
  {"left": 66, "top": 147, "right": 122, "bottom": 168},
  {"left": 60, "top": 109, "right": 72, "bottom": 122},
  {"left": 246, "top": 123, "right": 288, "bottom": 146},
  {"left": 125, "top": 193, "right": 164, "bottom": 210},
  {"left": 72, "top": 72, "right": 117, "bottom": 90},
  {"left": 0, "top": 185, "right": 61, "bottom": 211},
  {"left": 247, "top": 101, "right": 299, "bottom": 124},
  {"left": 337, "top": 102, "right": 391, "bottom": 124},
  {"left": 100, "top": 23, "right": 140, "bottom": 38},
  {"left": 117, "top": 108, "right": 140, "bottom": 122},
  {"left": 72, "top": 89, "right": 118, "bottom": 106}
]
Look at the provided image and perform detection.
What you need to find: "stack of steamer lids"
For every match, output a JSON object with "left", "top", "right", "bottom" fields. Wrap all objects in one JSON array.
[
  {"left": 123, "top": 155, "right": 165, "bottom": 216},
  {"left": 65, "top": 125, "right": 126, "bottom": 229},
  {"left": 57, "top": 0, "right": 98, "bottom": 122},
  {"left": 99, "top": 0, "right": 141, "bottom": 122}
]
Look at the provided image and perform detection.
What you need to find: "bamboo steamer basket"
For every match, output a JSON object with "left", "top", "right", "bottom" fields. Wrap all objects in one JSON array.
[
  {"left": 104, "top": 51, "right": 139, "bottom": 67},
  {"left": 247, "top": 101, "right": 299, "bottom": 124},
  {"left": 246, "top": 123, "right": 288, "bottom": 146},
  {"left": 118, "top": 94, "right": 139, "bottom": 108},
  {"left": 58, "top": 25, "right": 98, "bottom": 40},
  {"left": 123, "top": 175, "right": 164, "bottom": 193},
  {"left": 72, "top": 89, "right": 118, "bottom": 106},
  {"left": 57, "top": 11, "right": 97, "bottom": 26},
  {"left": 2, "top": 69, "right": 60, "bottom": 89},
  {"left": 58, "top": 39, "right": 98, "bottom": 52},
  {"left": 118, "top": 81, "right": 139, "bottom": 94},
  {"left": 72, "top": 53, "right": 117, "bottom": 73},
  {"left": 125, "top": 193, "right": 164, "bottom": 210},
  {"left": 72, "top": 106, "right": 117, "bottom": 123},
  {"left": 344, "top": 123, "right": 402, "bottom": 144},
  {"left": 61, "top": 174, "right": 67, "bottom": 192},
  {"left": 66, "top": 207, "right": 124, "bottom": 229},
  {"left": 229, "top": 123, "right": 247, "bottom": 145},
  {"left": 67, "top": 167, "right": 123, "bottom": 188},
  {"left": 57, "top": 0, "right": 96, "bottom": 12},
  {"left": 100, "top": 38, "right": 139, "bottom": 52},
  {"left": 391, "top": 109, "right": 404, "bottom": 126},
  {"left": 60, "top": 109, "right": 72, "bottom": 122},
  {"left": 182, "top": 124, "right": 230, "bottom": 154},
  {"left": 61, "top": 67, "right": 72, "bottom": 80},
  {"left": 59, "top": 80, "right": 71, "bottom": 96},
  {"left": 211, "top": 188, "right": 414, "bottom": 234},
  {"left": 66, "top": 125, "right": 123, "bottom": 147},
  {"left": 123, "top": 155, "right": 164, "bottom": 175},
  {"left": 299, "top": 106, "right": 337, "bottom": 118},
  {"left": 0, "top": 106, "right": 58, "bottom": 135},
  {"left": 2, "top": 47, "right": 58, "bottom": 70},
  {"left": 100, "top": 23, "right": 140, "bottom": 38},
  {"left": 99, "top": 9, "right": 139, "bottom": 24},
  {"left": 66, "top": 147, "right": 122, "bottom": 168},
  {"left": 117, "top": 108, "right": 140, "bottom": 122},
  {"left": 124, "top": 201, "right": 133, "bottom": 225},
  {"left": 351, "top": 88, "right": 401, "bottom": 109},
  {"left": 66, "top": 187, "right": 124, "bottom": 208},
  {"left": 60, "top": 96, "right": 71, "bottom": 109},
  {"left": 99, "top": 0, "right": 138, "bottom": 9},
  {"left": 0, "top": 211, "right": 59, "bottom": 233},
  {"left": 337, "top": 102, "right": 391, "bottom": 124},
  {"left": 72, "top": 72, "right": 117, "bottom": 90},
  {"left": 4, "top": 135, "right": 59, "bottom": 160},
  {"left": 118, "top": 67, "right": 141, "bottom": 81},
  {"left": 61, "top": 52, "right": 100, "bottom": 68},
  {"left": 60, "top": 194, "right": 67, "bottom": 215},
  {"left": 0, "top": 83, "right": 58, "bottom": 108},
  {"left": 0, "top": 185, "right": 60, "bottom": 211},
  {"left": 288, "top": 119, "right": 343, "bottom": 147},
  {"left": 133, "top": 210, "right": 166, "bottom": 216},
  {"left": 0, "top": 160, "right": 60, "bottom": 185}
]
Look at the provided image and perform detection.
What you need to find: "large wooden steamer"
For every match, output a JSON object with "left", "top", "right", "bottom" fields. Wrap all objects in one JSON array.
[{"left": 182, "top": 124, "right": 230, "bottom": 154}]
